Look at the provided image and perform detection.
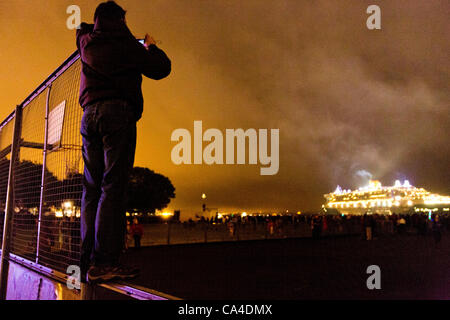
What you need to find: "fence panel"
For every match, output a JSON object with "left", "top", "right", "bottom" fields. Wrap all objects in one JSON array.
[
  {"left": 0, "top": 52, "right": 83, "bottom": 274},
  {"left": 38, "top": 59, "right": 83, "bottom": 271},
  {"left": 0, "top": 117, "right": 16, "bottom": 248},
  {"left": 9, "top": 91, "right": 48, "bottom": 261}
]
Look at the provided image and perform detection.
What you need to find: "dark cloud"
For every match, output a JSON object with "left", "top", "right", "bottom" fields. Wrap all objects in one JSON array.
[
  {"left": 1, "top": 1, "right": 448, "bottom": 215},
  {"left": 146, "top": 0, "right": 449, "bottom": 211}
]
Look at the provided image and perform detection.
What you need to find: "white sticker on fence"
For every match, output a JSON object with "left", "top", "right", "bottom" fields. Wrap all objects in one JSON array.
[{"left": 48, "top": 101, "right": 66, "bottom": 146}]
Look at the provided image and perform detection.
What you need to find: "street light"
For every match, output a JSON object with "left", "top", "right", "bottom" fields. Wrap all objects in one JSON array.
[{"left": 201, "top": 193, "right": 207, "bottom": 213}]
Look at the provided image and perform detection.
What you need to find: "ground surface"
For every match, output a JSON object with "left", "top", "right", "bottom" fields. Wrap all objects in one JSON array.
[{"left": 124, "top": 233, "right": 449, "bottom": 300}]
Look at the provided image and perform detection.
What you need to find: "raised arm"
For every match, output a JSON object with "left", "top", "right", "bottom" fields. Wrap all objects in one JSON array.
[
  {"left": 142, "top": 44, "right": 172, "bottom": 80},
  {"left": 133, "top": 35, "right": 171, "bottom": 80}
]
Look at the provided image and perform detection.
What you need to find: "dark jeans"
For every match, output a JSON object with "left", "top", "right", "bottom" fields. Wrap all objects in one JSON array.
[{"left": 80, "top": 99, "right": 137, "bottom": 271}]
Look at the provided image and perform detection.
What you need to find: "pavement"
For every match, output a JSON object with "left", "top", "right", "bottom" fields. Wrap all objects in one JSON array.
[{"left": 123, "top": 233, "right": 450, "bottom": 300}]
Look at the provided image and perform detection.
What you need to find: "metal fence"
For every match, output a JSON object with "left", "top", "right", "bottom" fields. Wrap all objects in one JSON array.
[{"left": 0, "top": 51, "right": 83, "bottom": 280}]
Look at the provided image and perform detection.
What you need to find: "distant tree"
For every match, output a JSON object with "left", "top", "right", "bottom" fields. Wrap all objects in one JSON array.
[
  {"left": 56, "top": 172, "right": 83, "bottom": 207},
  {"left": 126, "top": 167, "right": 175, "bottom": 214},
  {"left": 0, "top": 159, "right": 59, "bottom": 209},
  {"left": 0, "top": 160, "right": 175, "bottom": 215}
]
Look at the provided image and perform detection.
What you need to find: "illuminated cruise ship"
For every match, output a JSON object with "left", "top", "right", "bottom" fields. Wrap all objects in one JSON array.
[{"left": 324, "top": 180, "right": 450, "bottom": 215}]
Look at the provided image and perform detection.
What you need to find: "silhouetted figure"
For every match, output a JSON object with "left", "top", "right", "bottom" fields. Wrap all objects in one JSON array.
[
  {"left": 322, "top": 215, "right": 328, "bottom": 235},
  {"left": 77, "top": 1, "right": 171, "bottom": 283},
  {"left": 363, "top": 214, "right": 374, "bottom": 240},
  {"left": 417, "top": 214, "right": 428, "bottom": 236},
  {"left": 397, "top": 216, "right": 406, "bottom": 235},
  {"left": 311, "top": 215, "right": 322, "bottom": 239},
  {"left": 130, "top": 217, "right": 144, "bottom": 249},
  {"left": 267, "top": 220, "right": 274, "bottom": 236},
  {"left": 431, "top": 215, "right": 442, "bottom": 247}
]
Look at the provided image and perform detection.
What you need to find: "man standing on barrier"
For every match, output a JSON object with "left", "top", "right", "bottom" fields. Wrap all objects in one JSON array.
[{"left": 76, "top": 1, "right": 171, "bottom": 282}]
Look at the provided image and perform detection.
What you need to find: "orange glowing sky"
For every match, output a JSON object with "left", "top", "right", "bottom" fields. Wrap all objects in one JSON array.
[{"left": 1, "top": 1, "right": 449, "bottom": 218}]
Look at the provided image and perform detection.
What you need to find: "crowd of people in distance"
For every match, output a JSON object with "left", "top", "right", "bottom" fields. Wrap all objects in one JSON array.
[
  {"left": 181, "top": 211, "right": 449, "bottom": 246},
  {"left": 1, "top": 210, "right": 447, "bottom": 273},
  {"left": 359, "top": 212, "right": 446, "bottom": 246}
]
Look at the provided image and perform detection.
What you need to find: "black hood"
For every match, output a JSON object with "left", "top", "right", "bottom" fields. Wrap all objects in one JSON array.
[{"left": 93, "top": 18, "right": 133, "bottom": 38}]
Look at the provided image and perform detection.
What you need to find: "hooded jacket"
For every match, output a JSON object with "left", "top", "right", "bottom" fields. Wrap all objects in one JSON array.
[{"left": 76, "top": 18, "right": 171, "bottom": 121}]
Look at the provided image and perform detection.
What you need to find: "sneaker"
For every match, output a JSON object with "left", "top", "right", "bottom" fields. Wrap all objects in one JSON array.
[{"left": 87, "top": 265, "right": 140, "bottom": 283}]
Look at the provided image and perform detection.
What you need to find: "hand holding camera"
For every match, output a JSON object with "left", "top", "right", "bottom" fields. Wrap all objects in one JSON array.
[{"left": 144, "top": 33, "right": 158, "bottom": 48}]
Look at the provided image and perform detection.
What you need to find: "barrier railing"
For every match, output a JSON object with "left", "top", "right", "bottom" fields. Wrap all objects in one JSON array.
[
  {"left": 1, "top": 248, "right": 178, "bottom": 300},
  {"left": 0, "top": 51, "right": 84, "bottom": 298}
]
